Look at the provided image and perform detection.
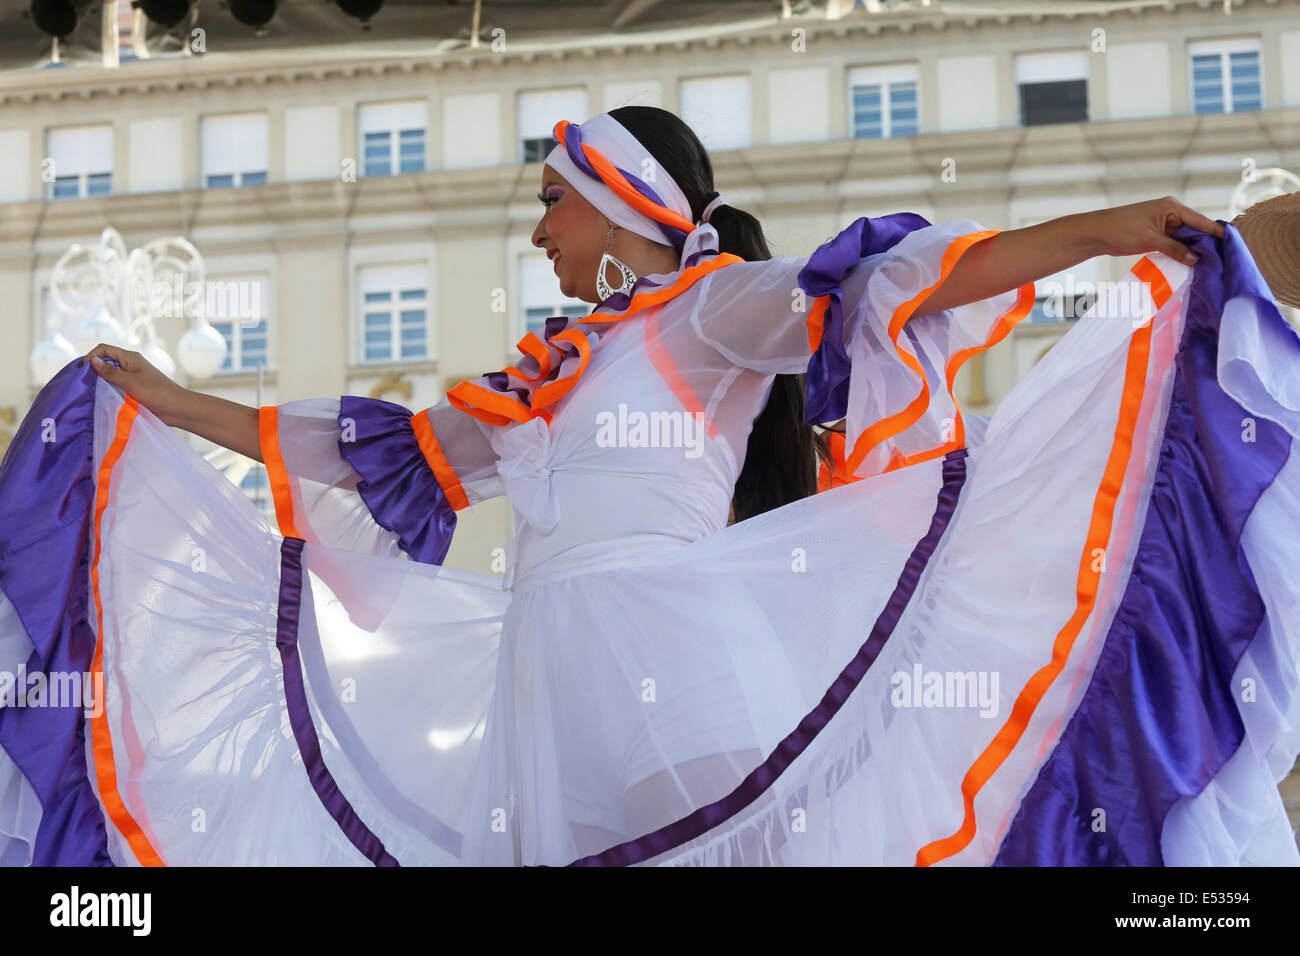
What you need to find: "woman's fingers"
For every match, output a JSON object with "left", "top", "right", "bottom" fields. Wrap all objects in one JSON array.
[
  {"left": 81, "top": 344, "right": 135, "bottom": 381},
  {"left": 1168, "top": 199, "right": 1225, "bottom": 239},
  {"left": 1145, "top": 198, "right": 1224, "bottom": 265},
  {"left": 1150, "top": 228, "right": 1199, "bottom": 266},
  {"left": 82, "top": 343, "right": 127, "bottom": 370}
]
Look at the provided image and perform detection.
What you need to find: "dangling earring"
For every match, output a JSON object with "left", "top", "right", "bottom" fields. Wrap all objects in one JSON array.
[{"left": 596, "top": 224, "right": 637, "bottom": 301}]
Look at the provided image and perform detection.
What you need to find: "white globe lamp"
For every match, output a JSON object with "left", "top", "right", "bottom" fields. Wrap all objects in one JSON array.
[{"left": 177, "top": 320, "right": 228, "bottom": 379}]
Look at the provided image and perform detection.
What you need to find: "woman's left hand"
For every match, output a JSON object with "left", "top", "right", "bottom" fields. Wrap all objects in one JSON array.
[{"left": 1089, "top": 196, "right": 1226, "bottom": 266}]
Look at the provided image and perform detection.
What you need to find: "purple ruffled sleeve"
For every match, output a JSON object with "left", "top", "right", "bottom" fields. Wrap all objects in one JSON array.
[
  {"left": 337, "top": 395, "right": 459, "bottom": 565},
  {"left": 797, "top": 212, "right": 932, "bottom": 424},
  {"left": 258, "top": 394, "right": 501, "bottom": 566}
]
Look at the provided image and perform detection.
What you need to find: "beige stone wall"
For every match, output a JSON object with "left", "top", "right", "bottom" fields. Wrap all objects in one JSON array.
[{"left": 0, "top": 0, "right": 1297, "bottom": 838}]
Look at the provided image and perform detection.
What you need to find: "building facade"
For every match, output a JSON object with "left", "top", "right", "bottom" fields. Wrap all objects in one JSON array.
[{"left": 2, "top": 3, "right": 1300, "bottom": 833}]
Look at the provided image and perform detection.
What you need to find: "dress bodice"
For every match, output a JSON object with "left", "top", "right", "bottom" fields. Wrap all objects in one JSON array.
[{"left": 493, "top": 308, "right": 771, "bottom": 592}]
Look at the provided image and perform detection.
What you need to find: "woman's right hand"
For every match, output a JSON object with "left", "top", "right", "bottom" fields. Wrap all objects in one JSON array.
[{"left": 81, "top": 343, "right": 190, "bottom": 427}]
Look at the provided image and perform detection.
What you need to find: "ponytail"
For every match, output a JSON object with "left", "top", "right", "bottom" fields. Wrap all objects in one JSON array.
[{"left": 609, "top": 106, "right": 832, "bottom": 524}]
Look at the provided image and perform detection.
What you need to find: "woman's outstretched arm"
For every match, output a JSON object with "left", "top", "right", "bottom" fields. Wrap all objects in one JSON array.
[
  {"left": 81, "top": 344, "right": 263, "bottom": 463},
  {"left": 168, "top": 390, "right": 262, "bottom": 463},
  {"left": 912, "top": 197, "right": 1226, "bottom": 318}
]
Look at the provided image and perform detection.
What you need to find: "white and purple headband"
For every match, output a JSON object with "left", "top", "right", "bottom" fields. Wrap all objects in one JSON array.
[{"left": 544, "top": 113, "right": 727, "bottom": 271}]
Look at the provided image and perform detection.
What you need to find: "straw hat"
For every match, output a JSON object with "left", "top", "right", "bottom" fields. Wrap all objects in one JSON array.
[{"left": 1230, "top": 190, "right": 1300, "bottom": 308}]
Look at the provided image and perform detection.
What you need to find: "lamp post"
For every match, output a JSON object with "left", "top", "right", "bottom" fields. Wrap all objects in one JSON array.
[
  {"left": 27, "top": 227, "right": 270, "bottom": 514},
  {"left": 29, "top": 226, "right": 228, "bottom": 386},
  {"left": 1229, "top": 167, "right": 1300, "bottom": 326}
]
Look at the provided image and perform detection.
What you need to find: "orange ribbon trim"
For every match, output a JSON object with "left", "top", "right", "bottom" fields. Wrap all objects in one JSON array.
[
  {"left": 844, "top": 231, "right": 1035, "bottom": 478},
  {"left": 410, "top": 411, "right": 471, "bottom": 511},
  {"left": 90, "top": 395, "right": 166, "bottom": 866},
  {"left": 552, "top": 120, "right": 697, "bottom": 237},
  {"left": 913, "top": 255, "right": 1174, "bottom": 866},
  {"left": 444, "top": 251, "right": 743, "bottom": 428}
]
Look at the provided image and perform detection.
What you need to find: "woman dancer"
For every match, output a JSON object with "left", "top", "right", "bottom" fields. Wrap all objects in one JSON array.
[{"left": 2, "top": 106, "right": 1297, "bottom": 866}]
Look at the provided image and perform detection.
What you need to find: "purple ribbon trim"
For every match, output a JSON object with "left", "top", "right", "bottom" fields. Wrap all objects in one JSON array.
[
  {"left": 275, "top": 535, "right": 399, "bottom": 867},
  {"left": 337, "top": 396, "right": 456, "bottom": 566},
  {"left": 798, "top": 213, "right": 932, "bottom": 425},
  {"left": 560, "top": 448, "right": 968, "bottom": 866},
  {"left": 557, "top": 121, "right": 687, "bottom": 248},
  {"left": 993, "top": 225, "right": 1295, "bottom": 865},
  {"left": 295, "top": 590, "right": 464, "bottom": 859},
  {"left": 0, "top": 360, "right": 112, "bottom": 865}
]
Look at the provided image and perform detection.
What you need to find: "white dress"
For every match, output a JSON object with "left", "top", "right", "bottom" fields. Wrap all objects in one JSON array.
[{"left": 2, "top": 216, "right": 1298, "bottom": 867}]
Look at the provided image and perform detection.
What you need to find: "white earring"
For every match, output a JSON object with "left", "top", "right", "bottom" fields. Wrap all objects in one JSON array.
[{"left": 596, "top": 225, "right": 637, "bottom": 300}]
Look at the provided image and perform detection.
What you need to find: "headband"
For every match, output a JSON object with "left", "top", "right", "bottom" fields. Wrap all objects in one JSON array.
[{"left": 544, "top": 113, "right": 727, "bottom": 273}]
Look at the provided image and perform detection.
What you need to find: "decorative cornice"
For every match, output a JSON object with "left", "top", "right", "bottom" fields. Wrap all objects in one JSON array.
[
  {"left": 0, "top": 0, "right": 1267, "bottom": 108},
  {"left": 0, "top": 105, "right": 1293, "bottom": 255}
]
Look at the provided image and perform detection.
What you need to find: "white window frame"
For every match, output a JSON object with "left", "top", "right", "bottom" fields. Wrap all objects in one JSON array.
[
  {"left": 237, "top": 462, "right": 275, "bottom": 520},
  {"left": 46, "top": 125, "right": 113, "bottom": 200},
  {"left": 1014, "top": 51, "right": 1090, "bottom": 126},
  {"left": 679, "top": 75, "right": 753, "bottom": 151},
  {"left": 518, "top": 253, "right": 589, "bottom": 342},
  {"left": 358, "top": 101, "right": 428, "bottom": 177},
  {"left": 517, "top": 88, "right": 588, "bottom": 163},
  {"left": 1187, "top": 37, "right": 1263, "bottom": 115},
  {"left": 847, "top": 63, "right": 921, "bottom": 139},
  {"left": 206, "top": 274, "right": 271, "bottom": 374},
  {"left": 200, "top": 113, "right": 269, "bottom": 188},
  {"left": 1012, "top": 208, "right": 1106, "bottom": 324},
  {"left": 357, "top": 263, "right": 431, "bottom": 364}
]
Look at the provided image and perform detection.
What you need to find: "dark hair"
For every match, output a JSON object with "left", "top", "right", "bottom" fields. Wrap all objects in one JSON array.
[{"left": 608, "top": 106, "right": 830, "bottom": 522}]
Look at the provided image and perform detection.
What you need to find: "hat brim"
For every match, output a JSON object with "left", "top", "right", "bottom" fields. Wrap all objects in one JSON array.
[{"left": 1230, "top": 191, "right": 1300, "bottom": 309}]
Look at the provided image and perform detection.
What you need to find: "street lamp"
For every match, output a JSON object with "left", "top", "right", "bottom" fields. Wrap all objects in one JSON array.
[
  {"left": 1228, "top": 167, "right": 1300, "bottom": 327},
  {"left": 1229, "top": 166, "right": 1300, "bottom": 219},
  {"left": 29, "top": 226, "right": 229, "bottom": 386}
]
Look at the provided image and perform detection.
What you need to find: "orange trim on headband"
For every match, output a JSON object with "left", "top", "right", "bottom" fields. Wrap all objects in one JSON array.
[{"left": 552, "top": 119, "right": 697, "bottom": 236}]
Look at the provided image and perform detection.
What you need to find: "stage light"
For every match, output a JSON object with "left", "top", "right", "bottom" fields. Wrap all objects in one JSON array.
[
  {"left": 30, "top": 0, "right": 77, "bottom": 38},
  {"left": 137, "top": 0, "right": 194, "bottom": 29},
  {"left": 228, "top": 0, "right": 277, "bottom": 28},
  {"left": 336, "top": 0, "right": 384, "bottom": 24}
]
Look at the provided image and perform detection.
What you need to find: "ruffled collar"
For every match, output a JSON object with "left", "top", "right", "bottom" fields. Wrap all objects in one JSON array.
[{"left": 445, "top": 248, "right": 743, "bottom": 428}]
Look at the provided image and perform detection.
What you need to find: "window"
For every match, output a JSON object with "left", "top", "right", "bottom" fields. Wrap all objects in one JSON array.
[
  {"left": 1028, "top": 257, "right": 1103, "bottom": 324},
  {"left": 1016, "top": 52, "right": 1089, "bottom": 126},
  {"left": 679, "top": 75, "right": 752, "bottom": 151},
  {"left": 1189, "top": 39, "right": 1262, "bottom": 114},
  {"left": 523, "top": 304, "right": 589, "bottom": 337},
  {"left": 848, "top": 64, "right": 920, "bottom": 139},
  {"left": 358, "top": 102, "right": 427, "bottom": 177},
  {"left": 46, "top": 125, "right": 112, "bottom": 199},
  {"left": 201, "top": 113, "right": 269, "bottom": 188},
  {"left": 206, "top": 276, "right": 270, "bottom": 373},
  {"left": 238, "top": 463, "right": 274, "bottom": 518},
  {"left": 359, "top": 265, "right": 429, "bottom": 362},
  {"left": 520, "top": 254, "right": 588, "bottom": 340},
  {"left": 114, "top": 0, "right": 141, "bottom": 62},
  {"left": 518, "top": 88, "right": 587, "bottom": 164}
]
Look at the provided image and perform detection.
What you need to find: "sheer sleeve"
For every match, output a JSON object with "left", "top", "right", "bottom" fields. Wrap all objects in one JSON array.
[
  {"left": 258, "top": 393, "right": 502, "bottom": 565},
  {"left": 689, "top": 214, "right": 1035, "bottom": 480},
  {"left": 687, "top": 213, "right": 935, "bottom": 376}
]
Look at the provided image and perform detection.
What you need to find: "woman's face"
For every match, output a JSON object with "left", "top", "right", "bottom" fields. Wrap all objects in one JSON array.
[{"left": 531, "top": 165, "right": 609, "bottom": 303}]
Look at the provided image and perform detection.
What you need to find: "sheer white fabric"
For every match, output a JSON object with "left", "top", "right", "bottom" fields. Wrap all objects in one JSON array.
[
  {"left": 0, "top": 590, "right": 41, "bottom": 866},
  {"left": 9, "top": 219, "right": 1297, "bottom": 867}
]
